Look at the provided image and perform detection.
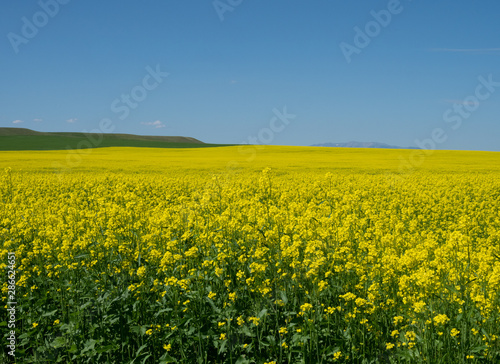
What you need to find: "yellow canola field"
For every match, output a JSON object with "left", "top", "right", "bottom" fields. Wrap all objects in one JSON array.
[{"left": 1, "top": 146, "right": 499, "bottom": 363}]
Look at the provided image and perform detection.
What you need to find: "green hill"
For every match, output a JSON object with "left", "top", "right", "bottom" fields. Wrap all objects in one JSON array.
[{"left": 0, "top": 128, "right": 233, "bottom": 150}]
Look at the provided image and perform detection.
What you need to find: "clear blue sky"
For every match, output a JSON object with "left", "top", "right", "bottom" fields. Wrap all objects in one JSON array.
[{"left": 1, "top": 0, "right": 499, "bottom": 151}]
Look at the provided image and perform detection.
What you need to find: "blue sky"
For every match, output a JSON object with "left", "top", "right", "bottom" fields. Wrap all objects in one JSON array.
[{"left": 1, "top": 0, "right": 499, "bottom": 151}]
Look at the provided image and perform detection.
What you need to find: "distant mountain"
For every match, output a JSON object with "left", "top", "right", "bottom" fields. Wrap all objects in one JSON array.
[{"left": 311, "top": 141, "right": 419, "bottom": 149}]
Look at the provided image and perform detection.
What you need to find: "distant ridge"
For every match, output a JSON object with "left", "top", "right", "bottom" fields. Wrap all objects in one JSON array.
[
  {"left": 311, "top": 141, "right": 419, "bottom": 149},
  {"left": 0, "top": 127, "right": 203, "bottom": 143},
  {"left": 0, "top": 127, "right": 233, "bottom": 150}
]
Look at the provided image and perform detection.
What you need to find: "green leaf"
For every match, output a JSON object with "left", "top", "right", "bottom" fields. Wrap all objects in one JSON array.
[
  {"left": 154, "top": 308, "right": 173, "bottom": 317},
  {"left": 217, "top": 339, "right": 227, "bottom": 354},
  {"left": 51, "top": 336, "right": 66, "bottom": 349},
  {"left": 130, "top": 325, "right": 142, "bottom": 335},
  {"left": 235, "top": 355, "right": 251, "bottom": 364},
  {"left": 81, "top": 339, "right": 97, "bottom": 354},
  {"left": 79, "top": 301, "right": 92, "bottom": 310},
  {"left": 158, "top": 353, "right": 176, "bottom": 363},
  {"left": 42, "top": 309, "right": 58, "bottom": 317},
  {"left": 135, "top": 343, "right": 148, "bottom": 357},
  {"left": 96, "top": 344, "right": 116, "bottom": 354},
  {"left": 470, "top": 345, "right": 488, "bottom": 353},
  {"left": 280, "top": 291, "right": 288, "bottom": 304},
  {"left": 186, "top": 326, "right": 196, "bottom": 336},
  {"left": 265, "top": 335, "right": 276, "bottom": 346},
  {"left": 241, "top": 325, "right": 255, "bottom": 337},
  {"left": 206, "top": 297, "right": 220, "bottom": 314}
]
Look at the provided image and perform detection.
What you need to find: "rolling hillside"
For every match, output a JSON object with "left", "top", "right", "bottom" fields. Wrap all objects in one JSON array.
[{"left": 0, "top": 128, "right": 233, "bottom": 150}]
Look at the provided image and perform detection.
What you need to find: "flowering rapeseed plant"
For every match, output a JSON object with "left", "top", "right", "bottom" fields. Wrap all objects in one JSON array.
[{"left": 1, "top": 146, "right": 500, "bottom": 363}]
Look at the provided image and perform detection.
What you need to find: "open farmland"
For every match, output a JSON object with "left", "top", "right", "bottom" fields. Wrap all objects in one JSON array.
[{"left": 1, "top": 146, "right": 500, "bottom": 363}]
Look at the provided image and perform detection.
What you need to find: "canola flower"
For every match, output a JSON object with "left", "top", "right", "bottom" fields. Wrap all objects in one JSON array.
[{"left": 1, "top": 146, "right": 500, "bottom": 363}]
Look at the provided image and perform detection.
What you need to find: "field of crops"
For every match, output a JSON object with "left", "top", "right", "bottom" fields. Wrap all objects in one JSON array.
[{"left": 1, "top": 146, "right": 500, "bottom": 363}]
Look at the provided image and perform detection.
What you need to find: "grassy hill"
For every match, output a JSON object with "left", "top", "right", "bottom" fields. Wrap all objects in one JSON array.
[{"left": 0, "top": 128, "right": 234, "bottom": 150}]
